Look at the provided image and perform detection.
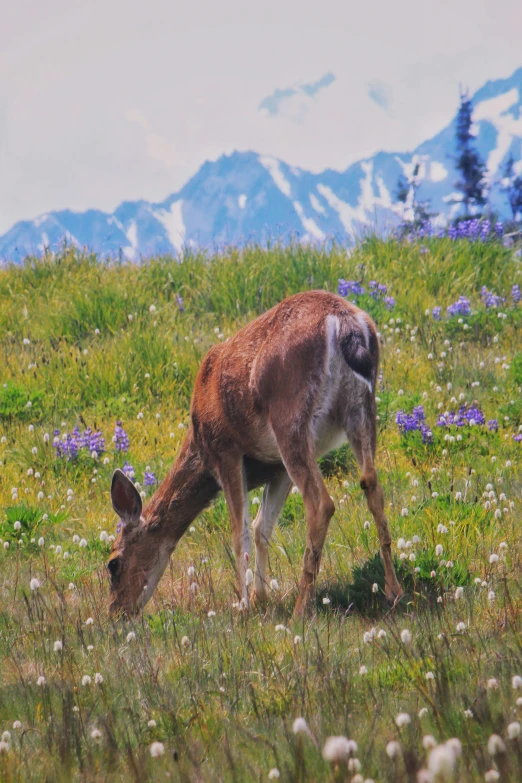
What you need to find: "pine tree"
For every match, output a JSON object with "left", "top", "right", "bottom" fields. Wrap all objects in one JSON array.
[
  {"left": 453, "top": 91, "right": 487, "bottom": 215},
  {"left": 502, "top": 155, "right": 522, "bottom": 221}
]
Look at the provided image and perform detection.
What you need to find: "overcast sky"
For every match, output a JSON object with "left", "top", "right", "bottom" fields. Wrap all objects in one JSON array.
[{"left": 1, "top": 0, "right": 521, "bottom": 234}]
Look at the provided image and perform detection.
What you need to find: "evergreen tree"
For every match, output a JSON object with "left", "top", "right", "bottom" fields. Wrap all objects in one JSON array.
[
  {"left": 502, "top": 155, "right": 522, "bottom": 221},
  {"left": 453, "top": 91, "right": 487, "bottom": 215}
]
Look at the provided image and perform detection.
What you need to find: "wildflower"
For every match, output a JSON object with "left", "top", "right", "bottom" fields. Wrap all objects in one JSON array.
[
  {"left": 94, "top": 673, "right": 103, "bottom": 684},
  {"left": 1, "top": 732, "right": 11, "bottom": 744},
  {"left": 85, "top": 617, "right": 94, "bottom": 626},
  {"left": 507, "top": 722, "right": 520, "bottom": 739},
  {"left": 418, "top": 707, "right": 429, "bottom": 718},
  {"left": 82, "top": 675, "right": 92, "bottom": 686},
  {"left": 487, "top": 678, "right": 499, "bottom": 690},
  {"left": 422, "top": 735, "right": 437, "bottom": 750},
  {"left": 0, "top": 742, "right": 9, "bottom": 754},
  {"left": 323, "top": 736, "right": 357, "bottom": 761},
  {"left": 90, "top": 728, "right": 102, "bottom": 740},
  {"left": 377, "top": 629, "right": 387, "bottom": 639},
  {"left": 489, "top": 554, "right": 499, "bottom": 564},
  {"left": 400, "top": 629, "right": 412, "bottom": 645},
  {"left": 455, "top": 587, "right": 464, "bottom": 600},
  {"left": 270, "top": 579, "right": 279, "bottom": 590},
  {"left": 386, "top": 740, "right": 402, "bottom": 759},
  {"left": 512, "top": 675, "right": 522, "bottom": 689},
  {"left": 53, "top": 640, "right": 63, "bottom": 652},
  {"left": 485, "top": 771, "right": 500, "bottom": 782},
  {"left": 456, "top": 622, "right": 466, "bottom": 633},
  {"left": 488, "top": 591, "right": 496, "bottom": 601},
  {"left": 181, "top": 636, "right": 190, "bottom": 647},
  {"left": 150, "top": 741, "right": 165, "bottom": 757},
  {"left": 292, "top": 717, "right": 312, "bottom": 737},
  {"left": 322, "top": 597, "right": 330, "bottom": 605},
  {"left": 359, "top": 665, "right": 368, "bottom": 675},
  {"left": 427, "top": 742, "right": 459, "bottom": 777},
  {"left": 372, "top": 583, "right": 378, "bottom": 593},
  {"left": 30, "top": 577, "right": 41, "bottom": 591},
  {"left": 245, "top": 569, "right": 253, "bottom": 586},
  {"left": 426, "top": 672, "right": 435, "bottom": 681},
  {"left": 435, "top": 545, "right": 443, "bottom": 557},
  {"left": 268, "top": 770, "right": 280, "bottom": 780},
  {"left": 37, "top": 676, "right": 46, "bottom": 686},
  {"left": 12, "top": 722, "right": 22, "bottom": 730},
  {"left": 487, "top": 734, "right": 506, "bottom": 755},
  {"left": 464, "top": 709, "right": 473, "bottom": 718},
  {"left": 395, "top": 713, "right": 411, "bottom": 728},
  {"left": 113, "top": 422, "right": 130, "bottom": 453},
  {"left": 126, "top": 631, "right": 136, "bottom": 643},
  {"left": 293, "top": 635, "right": 301, "bottom": 645}
]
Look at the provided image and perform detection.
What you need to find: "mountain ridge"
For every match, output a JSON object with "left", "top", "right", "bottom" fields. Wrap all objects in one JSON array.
[{"left": 1, "top": 67, "right": 521, "bottom": 262}]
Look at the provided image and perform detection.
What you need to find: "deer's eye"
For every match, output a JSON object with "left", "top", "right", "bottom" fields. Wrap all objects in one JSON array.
[{"left": 107, "top": 557, "right": 122, "bottom": 579}]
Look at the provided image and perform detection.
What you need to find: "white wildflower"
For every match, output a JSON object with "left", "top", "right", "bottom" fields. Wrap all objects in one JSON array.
[{"left": 149, "top": 741, "right": 164, "bottom": 757}]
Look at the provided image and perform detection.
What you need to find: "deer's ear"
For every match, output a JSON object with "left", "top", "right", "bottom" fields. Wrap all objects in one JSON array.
[{"left": 111, "top": 469, "right": 142, "bottom": 528}]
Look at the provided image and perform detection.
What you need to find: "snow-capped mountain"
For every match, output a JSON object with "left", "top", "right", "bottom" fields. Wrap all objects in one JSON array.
[{"left": 1, "top": 67, "right": 521, "bottom": 262}]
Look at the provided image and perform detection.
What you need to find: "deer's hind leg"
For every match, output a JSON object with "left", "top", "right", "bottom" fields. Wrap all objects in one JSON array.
[
  {"left": 270, "top": 419, "right": 335, "bottom": 617},
  {"left": 345, "top": 406, "right": 402, "bottom": 602}
]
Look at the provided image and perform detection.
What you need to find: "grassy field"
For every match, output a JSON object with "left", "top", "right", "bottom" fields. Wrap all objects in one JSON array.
[{"left": 0, "top": 237, "right": 521, "bottom": 782}]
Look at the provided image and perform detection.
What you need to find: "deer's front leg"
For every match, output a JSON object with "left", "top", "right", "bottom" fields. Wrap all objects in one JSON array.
[{"left": 219, "top": 456, "right": 251, "bottom": 607}]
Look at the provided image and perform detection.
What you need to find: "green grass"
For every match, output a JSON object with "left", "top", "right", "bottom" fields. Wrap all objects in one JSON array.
[{"left": 0, "top": 237, "right": 521, "bottom": 781}]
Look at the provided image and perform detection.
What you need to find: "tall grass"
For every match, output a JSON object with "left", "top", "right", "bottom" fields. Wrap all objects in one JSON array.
[{"left": 0, "top": 238, "right": 521, "bottom": 781}]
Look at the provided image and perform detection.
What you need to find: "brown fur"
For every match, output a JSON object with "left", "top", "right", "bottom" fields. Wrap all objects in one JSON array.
[{"left": 108, "top": 290, "right": 402, "bottom": 616}]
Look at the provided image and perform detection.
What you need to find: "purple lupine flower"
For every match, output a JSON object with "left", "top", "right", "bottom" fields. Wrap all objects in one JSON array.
[
  {"left": 480, "top": 219, "right": 491, "bottom": 241},
  {"left": 384, "top": 297, "right": 395, "bottom": 310},
  {"left": 144, "top": 470, "right": 157, "bottom": 486},
  {"left": 113, "top": 421, "right": 130, "bottom": 453},
  {"left": 513, "top": 433, "right": 522, "bottom": 442},
  {"left": 396, "top": 405, "right": 432, "bottom": 442},
  {"left": 437, "top": 405, "right": 486, "bottom": 428},
  {"left": 495, "top": 221, "right": 504, "bottom": 239},
  {"left": 481, "top": 286, "right": 504, "bottom": 309},
  {"left": 419, "top": 244, "right": 429, "bottom": 255},
  {"left": 338, "top": 279, "right": 365, "bottom": 298},
  {"left": 432, "top": 306, "right": 442, "bottom": 321},
  {"left": 122, "top": 461, "right": 135, "bottom": 480},
  {"left": 447, "top": 296, "right": 471, "bottom": 317},
  {"left": 176, "top": 294, "right": 185, "bottom": 313},
  {"left": 512, "top": 284, "right": 521, "bottom": 304},
  {"left": 448, "top": 225, "right": 458, "bottom": 241},
  {"left": 53, "top": 425, "right": 105, "bottom": 459},
  {"left": 487, "top": 419, "right": 498, "bottom": 432}
]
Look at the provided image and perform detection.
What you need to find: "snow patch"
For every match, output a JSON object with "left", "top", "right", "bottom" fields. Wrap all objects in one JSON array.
[
  {"left": 430, "top": 162, "right": 448, "bottom": 182},
  {"left": 259, "top": 156, "right": 292, "bottom": 197},
  {"left": 474, "top": 88, "right": 522, "bottom": 177},
  {"left": 293, "top": 202, "right": 325, "bottom": 240},
  {"left": 107, "top": 216, "right": 125, "bottom": 232},
  {"left": 33, "top": 214, "right": 49, "bottom": 228},
  {"left": 309, "top": 193, "right": 326, "bottom": 214},
  {"left": 474, "top": 88, "right": 519, "bottom": 121},
  {"left": 238, "top": 194, "right": 247, "bottom": 209},
  {"left": 124, "top": 221, "right": 138, "bottom": 261},
  {"left": 153, "top": 200, "right": 185, "bottom": 253}
]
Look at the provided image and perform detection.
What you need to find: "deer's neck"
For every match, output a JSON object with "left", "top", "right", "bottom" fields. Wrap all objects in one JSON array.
[{"left": 143, "top": 431, "right": 219, "bottom": 542}]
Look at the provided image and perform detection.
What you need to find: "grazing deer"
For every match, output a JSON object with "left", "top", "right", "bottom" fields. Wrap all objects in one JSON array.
[{"left": 108, "top": 290, "right": 402, "bottom": 616}]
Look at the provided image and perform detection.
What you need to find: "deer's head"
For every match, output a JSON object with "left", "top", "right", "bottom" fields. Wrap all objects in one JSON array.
[{"left": 107, "top": 469, "right": 172, "bottom": 615}]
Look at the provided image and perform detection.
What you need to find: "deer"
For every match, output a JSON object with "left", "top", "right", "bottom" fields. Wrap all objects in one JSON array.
[{"left": 107, "top": 289, "right": 402, "bottom": 617}]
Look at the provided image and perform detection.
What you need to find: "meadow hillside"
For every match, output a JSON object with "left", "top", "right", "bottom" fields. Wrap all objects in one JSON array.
[{"left": 0, "top": 237, "right": 521, "bottom": 782}]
